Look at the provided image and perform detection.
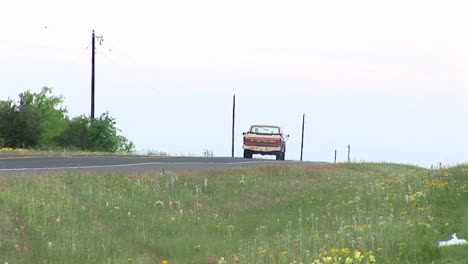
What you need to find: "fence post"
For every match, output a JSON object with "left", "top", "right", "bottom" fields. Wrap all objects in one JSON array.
[
  {"left": 300, "top": 113, "right": 305, "bottom": 161},
  {"left": 231, "top": 94, "right": 235, "bottom": 158},
  {"left": 347, "top": 144, "right": 351, "bottom": 163}
]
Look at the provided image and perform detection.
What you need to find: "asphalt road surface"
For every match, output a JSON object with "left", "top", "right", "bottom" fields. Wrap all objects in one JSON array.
[{"left": 0, "top": 152, "right": 319, "bottom": 175}]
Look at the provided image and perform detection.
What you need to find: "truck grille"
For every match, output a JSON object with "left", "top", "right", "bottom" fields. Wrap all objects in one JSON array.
[{"left": 244, "top": 138, "right": 281, "bottom": 147}]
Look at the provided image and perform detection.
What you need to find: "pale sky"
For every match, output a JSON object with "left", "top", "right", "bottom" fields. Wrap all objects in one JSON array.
[{"left": 1, "top": 0, "right": 467, "bottom": 167}]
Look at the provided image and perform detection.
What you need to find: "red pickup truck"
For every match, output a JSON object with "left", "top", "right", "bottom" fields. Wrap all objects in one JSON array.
[{"left": 242, "top": 125, "right": 288, "bottom": 160}]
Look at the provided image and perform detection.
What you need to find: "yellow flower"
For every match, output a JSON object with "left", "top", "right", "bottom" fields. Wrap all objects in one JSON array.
[
  {"left": 341, "top": 247, "right": 351, "bottom": 255},
  {"left": 281, "top": 250, "right": 288, "bottom": 255},
  {"left": 312, "top": 259, "right": 322, "bottom": 264},
  {"left": 331, "top": 247, "right": 339, "bottom": 255},
  {"left": 260, "top": 249, "right": 267, "bottom": 254},
  {"left": 369, "top": 255, "right": 376, "bottom": 263},
  {"left": 345, "top": 256, "right": 353, "bottom": 264},
  {"left": 354, "top": 250, "right": 363, "bottom": 260},
  {"left": 376, "top": 247, "right": 383, "bottom": 252},
  {"left": 162, "top": 260, "right": 168, "bottom": 264}
]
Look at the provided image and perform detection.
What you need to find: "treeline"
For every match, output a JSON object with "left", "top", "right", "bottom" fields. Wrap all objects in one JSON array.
[{"left": 0, "top": 87, "right": 134, "bottom": 152}]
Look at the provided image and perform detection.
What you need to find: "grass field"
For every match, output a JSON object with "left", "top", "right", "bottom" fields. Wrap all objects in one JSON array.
[{"left": 1, "top": 163, "right": 467, "bottom": 263}]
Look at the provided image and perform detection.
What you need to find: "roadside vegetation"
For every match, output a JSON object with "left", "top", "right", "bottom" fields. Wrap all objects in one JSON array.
[
  {"left": 0, "top": 87, "right": 134, "bottom": 152},
  {"left": 1, "top": 163, "right": 467, "bottom": 263}
]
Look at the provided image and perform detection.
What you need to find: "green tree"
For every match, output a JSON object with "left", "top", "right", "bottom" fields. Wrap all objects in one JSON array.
[
  {"left": 56, "top": 113, "right": 135, "bottom": 153},
  {"left": 88, "top": 112, "right": 134, "bottom": 152},
  {"left": 1, "top": 87, "right": 134, "bottom": 152},
  {"left": 0, "top": 99, "right": 18, "bottom": 147},
  {"left": 56, "top": 115, "right": 90, "bottom": 150},
  {"left": 19, "top": 87, "right": 68, "bottom": 148}
]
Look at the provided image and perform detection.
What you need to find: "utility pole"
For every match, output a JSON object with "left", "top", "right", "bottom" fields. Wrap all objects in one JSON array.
[
  {"left": 91, "top": 30, "right": 95, "bottom": 119},
  {"left": 231, "top": 94, "right": 236, "bottom": 158},
  {"left": 90, "top": 30, "right": 103, "bottom": 119},
  {"left": 334, "top": 149, "right": 337, "bottom": 163},
  {"left": 300, "top": 113, "right": 305, "bottom": 161}
]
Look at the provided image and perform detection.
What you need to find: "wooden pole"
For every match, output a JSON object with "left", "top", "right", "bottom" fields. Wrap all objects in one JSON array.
[
  {"left": 300, "top": 113, "right": 305, "bottom": 161},
  {"left": 231, "top": 94, "right": 236, "bottom": 158},
  {"left": 347, "top": 144, "right": 351, "bottom": 163},
  {"left": 334, "top": 149, "right": 337, "bottom": 163}
]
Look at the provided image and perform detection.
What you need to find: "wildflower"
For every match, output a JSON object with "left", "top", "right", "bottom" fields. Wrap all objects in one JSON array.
[
  {"left": 218, "top": 257, "right": 227, "bottom": 264},
  {"left": 128, "top": 257, "right": 133, "bottom": 263},
  {"left": 161, "top": 260, "right": 168, "bottom": 264},
  {"left": 369, "top": 255, "right": 376, "bottom": 263},
  {"left": 226, "top": 224, "right": 235, "bottom": 232},
  {"left": 281, "top": 250, "right": 288, "bottom": 255},
  {"left": 13, "top": 244, "right": 20, "bottom": 252},
  {"left": 195, "top": 202, "right": 205, "bottom": 211},
  {"left": 376, "top": 247, "right": 383, "bottom": 252},
  {"left": 240, "top": 175, "right": 246, "bottom": 185},
  {"left": 357, "top": 237, "right": 363, "bottom": 245},
  {"left": 345, "top": 257, "right": 353, "bottom": 264},
  {"left": 354, "top": 250, "right": 363, "bottom": 261},
  {"left": 312, "top": 259, "right": 322, "bottom": 264},
  {"left": 23, "top": 241, "right": 29, "bottom": 252},
  {"left": 294, "top": 241, "right": 300, "bottom": 252},
  {"left": 48, "top": 242, "right": 52, "bottom": 248},
  {"left": 342, "top": 247, "right": 351, "bottom": 255},
  {"left": 260, "top": 249, "right": 267, "bottom": 254},
  {"left": 398, "top": 242, "right": 407, "bottom": 247},
  {"left": 331, "top": 247, "right": 339, "bottom": 255},
  {"left": 319, "top": 248, "right": 327, "bottom": 256},
  {"left": 169, "top": 200, "right": 180, "bottom": 209},
  {"left": 425, "top": 180, "right": 448, "bottom": 188},
  {"left": 322, "top": 256, "right": 332, "bottom": 263}
]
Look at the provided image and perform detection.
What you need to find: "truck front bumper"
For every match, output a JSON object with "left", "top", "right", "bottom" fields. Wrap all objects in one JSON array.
[{"left": 243, "top": 145, "right": 282, "bottom": 153}]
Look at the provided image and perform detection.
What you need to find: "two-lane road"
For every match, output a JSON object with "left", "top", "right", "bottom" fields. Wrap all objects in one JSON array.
[{"left": 0, "top": 153, "right": 320, "bottom": 175}]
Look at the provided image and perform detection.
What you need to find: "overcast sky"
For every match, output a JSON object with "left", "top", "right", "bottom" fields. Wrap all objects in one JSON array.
[{"left": 1, "top": 0, "right": 467, "bottom": 167}]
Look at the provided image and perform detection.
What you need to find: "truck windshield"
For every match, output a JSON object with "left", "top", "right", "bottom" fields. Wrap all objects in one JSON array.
[{"left": 250, "top": 126, "right": 280, "bottom": 135}]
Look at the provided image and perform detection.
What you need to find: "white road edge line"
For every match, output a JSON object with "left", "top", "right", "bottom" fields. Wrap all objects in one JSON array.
[{"left": 0, "top": 160, "right": 290, "bottom": 171}]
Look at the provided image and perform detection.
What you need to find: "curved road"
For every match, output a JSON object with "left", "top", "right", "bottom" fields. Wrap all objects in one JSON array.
[{"left": 0, "top": 152, "right": 319, "bottom": 175}]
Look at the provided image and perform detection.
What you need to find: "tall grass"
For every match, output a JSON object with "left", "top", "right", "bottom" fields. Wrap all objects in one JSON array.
[{"left": 0, "top": 163, "right": 466, "bottom": 263}]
